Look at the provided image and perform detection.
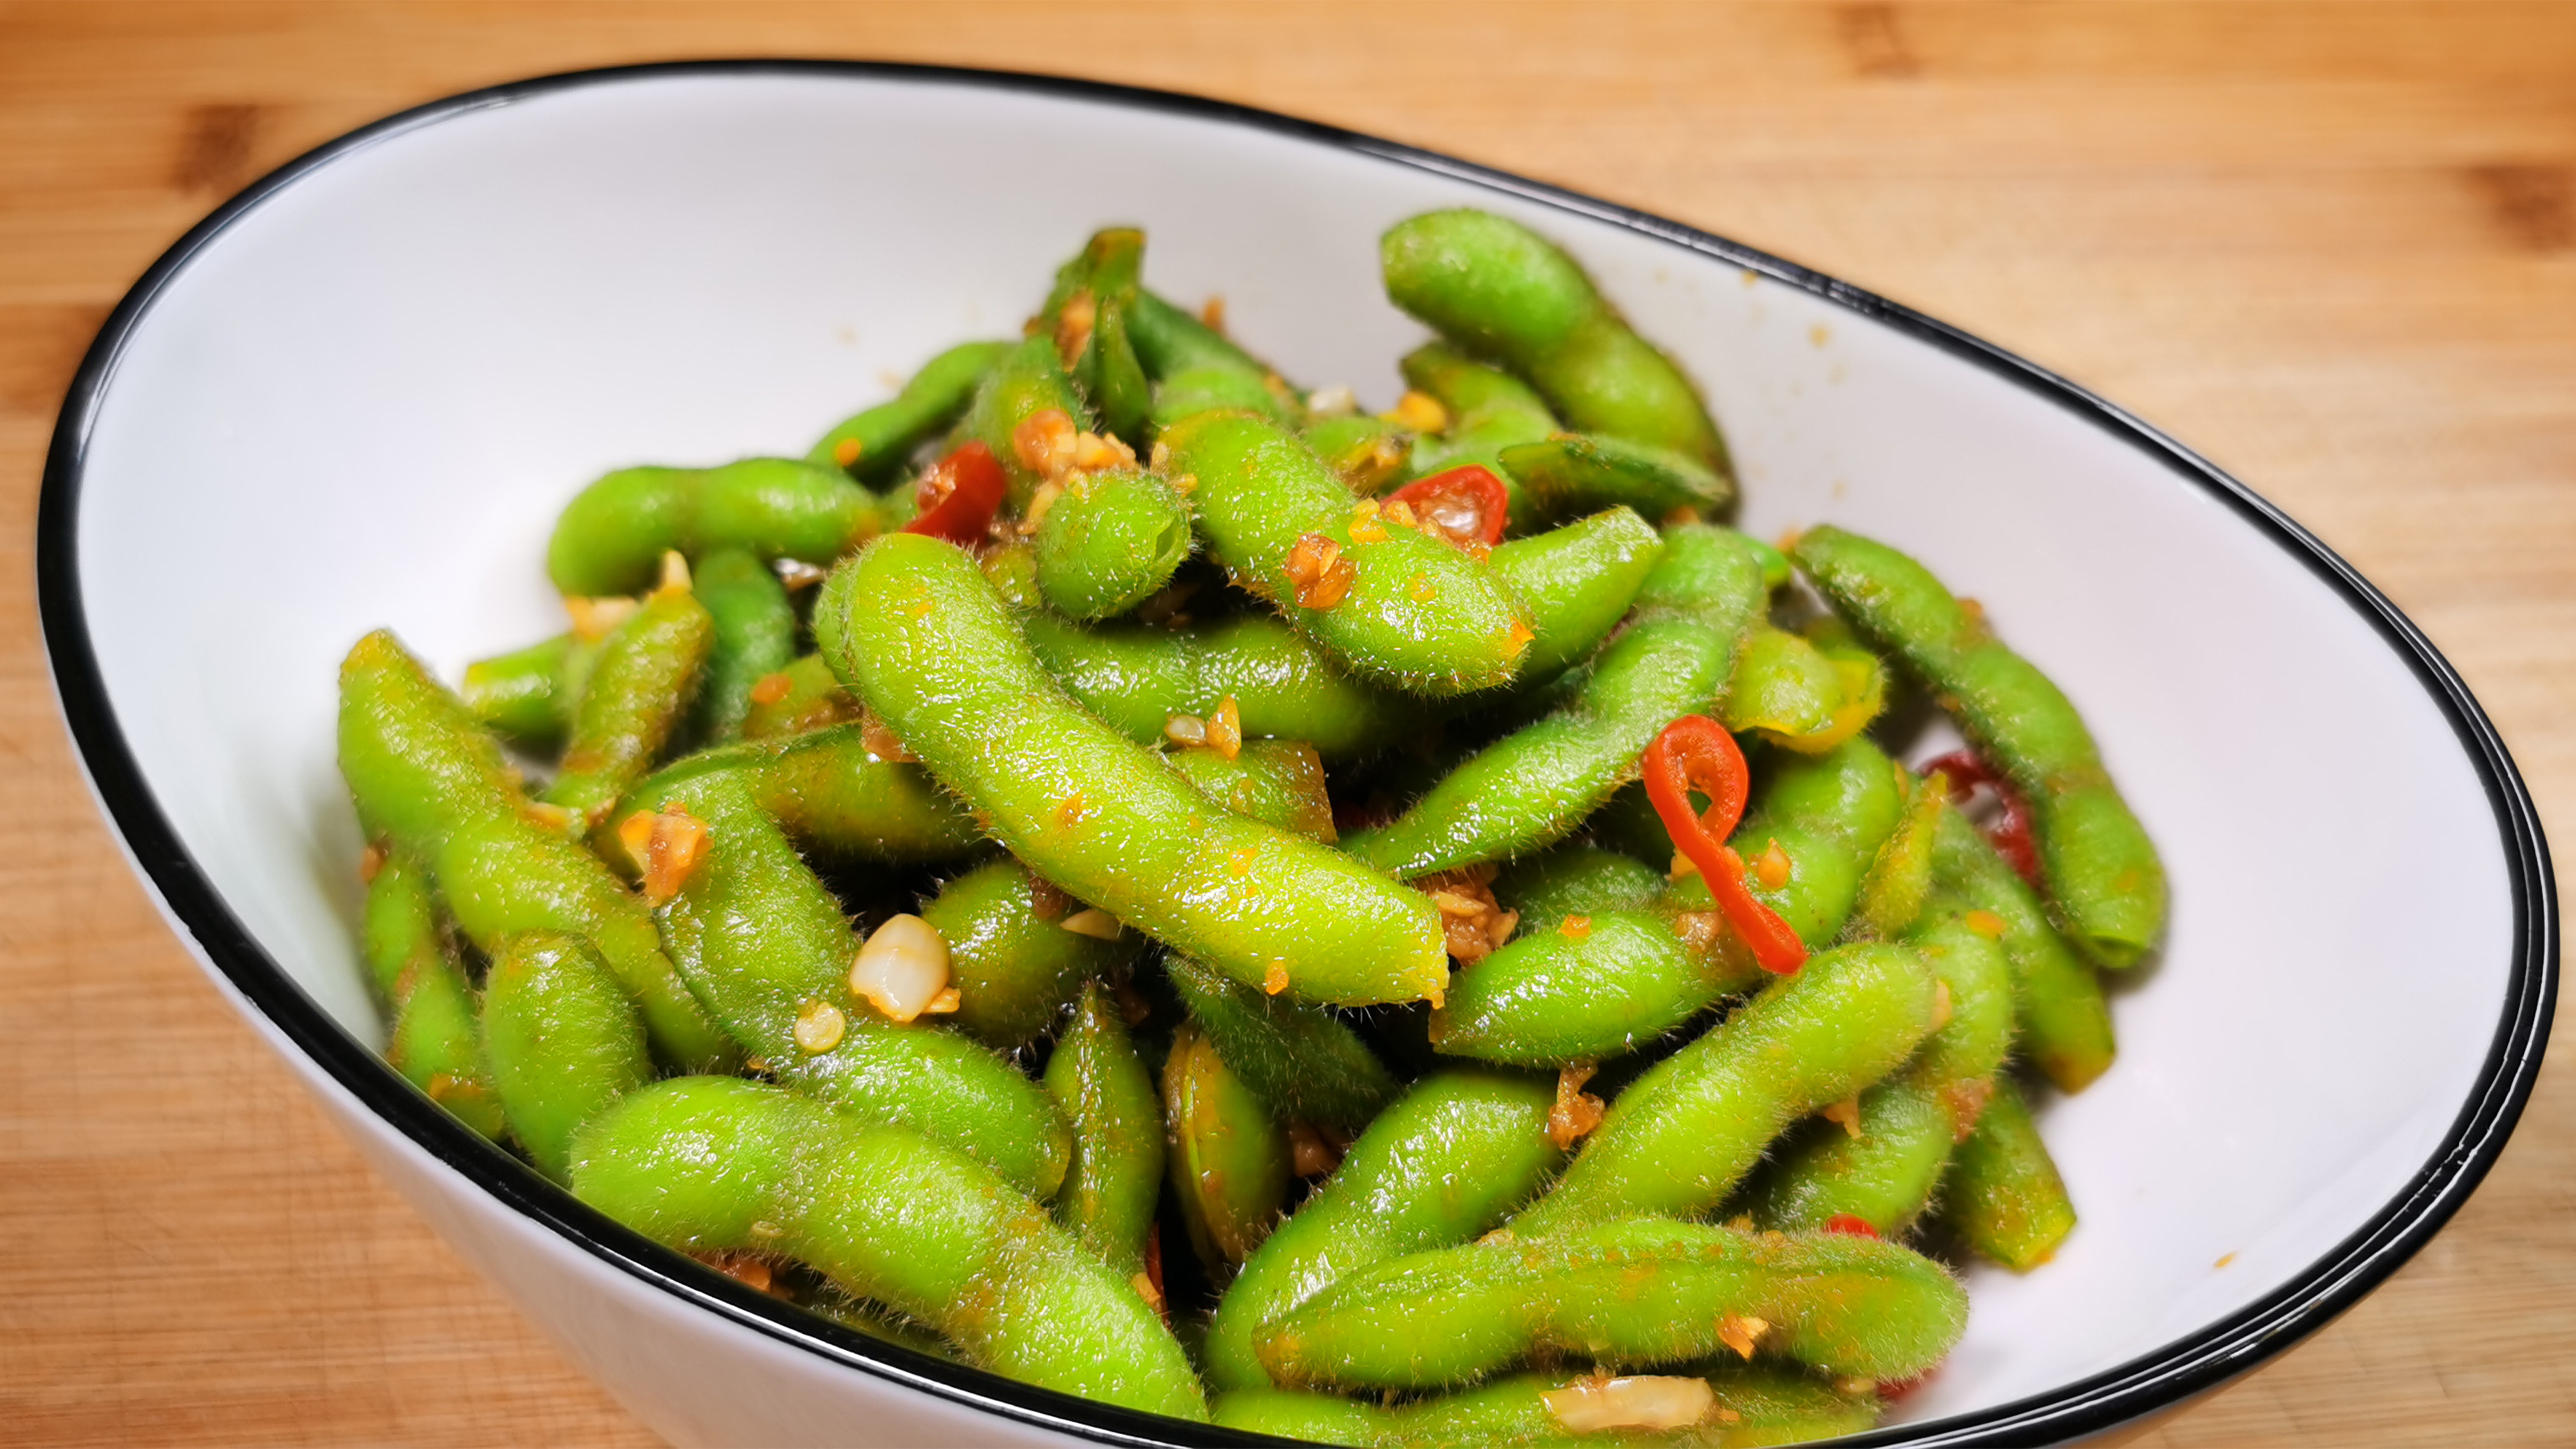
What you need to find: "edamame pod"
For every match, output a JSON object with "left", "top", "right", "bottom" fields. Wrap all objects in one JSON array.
[
  {"left": 1130, "top": 289, "right": 1303, "bottom": 426},
  {"left": 1401, "top": 341, "right": 1558, "bottom": 488},
  {"left": 547, "top": 458, "right": 891, "bottom": 598},
  {"left": 337, "top": 631, "right": 733, "bottom": 1069},
  {"left": 1489, "top": 506, "right": 1662, "bottom": 679},
  {"left": 1341, "top": 525, "right": 1768, "bottom": 878},
  {"left": 540, "top": 584, "right": 712, "bottom": 828},
  {"left": 570, "top": 1077, "right": 1205, "bottom": 1419},
  {"left": 1257, "top": 1217, "right": 1967, "bottom": 1389},
  {"left": 1430, "top": 909, "right": 1759, "bottom": 1068},
  {"left": 1685, "top": 735, "right": 1909, "bottom": 949},
  {"left": 1045, "top": 228, "right": 1153, "bottom": 448},
  {"left": 360, "top": 848, "right": 504, "bottom": 1138},
  {"left": 1495, "top": 433, "right": 1734, "bottom": 529},
  {"left": 738, "top": 654, "right": 855, "bottom": 740},
  {"left": 1383, "top": 209, "right": 1731, "bottom": 477},
  {"left": 614, "top": 723, "right": 980, "bottom": 869},
  {"left": 460, "top": 632, "right": 598, "bottom": 751},
  {"left": 1213, "top": 1364, "right": 1880, "bottom": 1447},
  {"left": 1159, "top": 410, "right": 1532, "bottom": 696},
  {"left": 652, "top": 770, "right": 1071, "bottom": 1197},
  {"left": 1032, "top": 464, "right": 1193, "bottom": 620},
  {"left": 1165, "top": 953, "right": 1399, "bottom": 1133},
  {"left": 958, "top": 335, "right": 1092, "bottom": 510},
  {"left": 1025, "top": 611, "right": 1416, "bottom": 762},
  {"left": 1515, "top": 942, "right": 1940, "bottom": 1232},
  {"left": 1850, "top": 774, "right": 1944, "bottom": 942},
  {"left": 1721, "top": 626, "right": 1846, "bottom": 747},
  {"left": 819, "top": 534, "right": 1448, "bottom": 1007},
  {"left": 1164, "top": 740, "right": 1338, "bottom": 842},
  {"left": 1747, "top": 909, "right": 2016, "bottom": 1235},
  {"left": 1792, "top": 526, "right": 2166, "bottom": 967},
  {"left": 685, "top": 547, "right": 796, "bottom": 745},
  {"left": 1166, "top": 1021, "right": 1292, "bottom": 1274},
  {"left": 918, "top": 855, "right": 1140, "bottom": 1052},
  {"left": 808, "top": 340, "right": 1010, "bottom": 486},
  {"left": 1931, "top": 808, "right": 2116, "bottom": 1093},
  {"left": 1045, "top": 980, "right": 1165, "bottom": 1280},
  {"left": 1492, "top": 843, "right": 1667, "bottom": 933},
  {"left": 480, "top": 931, "right": 652, "bottom": 1180},
  {"left": 1302, "top": 413, "right": 1412, "bottom": 493},
  {"left": 1938, "top": 1076, "right": 2077, "bottom": 1271},
  {"left": 1204, "top": 1068, "right": 1563, "bottom": 1392}
]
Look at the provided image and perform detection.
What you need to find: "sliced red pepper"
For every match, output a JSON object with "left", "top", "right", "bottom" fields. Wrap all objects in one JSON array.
[
  {"left": 1822, "top": 1213, "right": 1882, "bottom": 1240},
  {"left": 1385, "top": 464, "right": 1509, "bottom": 548},
  {"left": 1920, "top": 748, "right": 2040, "bottom": 887},
  {"left": 901, "top": 440, "right": 1007, "bottom": 546},
  {"left": 1642, "top": 715, "right": 1808, "bottom": 975}
]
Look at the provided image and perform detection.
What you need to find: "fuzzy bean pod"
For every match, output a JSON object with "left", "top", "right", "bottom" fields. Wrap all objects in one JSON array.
[
  {"left": 818, "top": 534, "right": 1448, "bottom": 1007},
  {"left": 1159, "top": 409, "right": 1532, "bottom": 696},
  {"left": 1401, "top": 341, "right": 1558, "bottom": 490},
  {"left": 1515, "top": 942, "right": 1940, "bottom": 1233},
  {"left": 460, "top": 632, "right": 598, "bottom": 751},
  {"left": 614, "top": 723, "right": 980, "bottom": 869},
  {"left": 738, "top": 654, "right": 856, "bottom": 740},
  {"left": 1204, "top": 1068, "right": 1564, "bottom": 1392},
  {"left": 808, "top": 339, "right": 1010, "bottom": 486},
  {"left": 1938, "top": 1076, "right": 2077, "bottom": 1271},
  {"left": 918, "top": 855, "right": 1140, "bottom": 1052},
  {"left": 1931, "top": 808, "right": 2116, "bottom": 1093},
  {"left": 1164, "top": 740, "right": 1338, "bottom": 842},
  {"left": 1257, "top": 1217, "right": 1967, "bottom": 1390},
  {"left": 569, "top": 1076, "right": 1205, "bottom": 1419},
  {"left": 1430, "top": 909, "right": 1759, "bottom": 1068},
  {"left": 685, "top": 547, "right": 796, "bottom": 745},
  {"left": 956, "top": 335, "right": 1092, "bottom": 510},
  {"left": 1032, "top": 464, "right": 1194, "bottom": 620},
  {"left": 1792, "top": 526, "right": 2166, "bottom": 967},
  {"left": 360, "top": 848, "right": 505, "bottom": 1138},
  {"left": 1213, "top": 1365, "right": 1880, "bottom": 1447},
  {"left": 539, "top": 585, "right": 712, "bottom": 828},
  {"left": 1495, "top": 434, "right": 1734, "bottom": 529},
  {"left": 1166, "top": 1021, "right": 1293, "bottom": 1274},
  {"left": 1492, "top": 844, "right": 1667, "bottom": 934},
  {"left": 547, "top": 458, "right": 891, "bottom": 598},
  {"left": 338, "top": 630, "right": 732, "bottom": 1069},
  {"left": 1302, "top": 413, "right": 1414, "bottom": 493},
  {"left": 1131, "top": 289, "right": 1304, "bottom": 428},
  {"left": 480, "top": 931, "right": 652, "bottom": 1180},
  {"left": 1044, "top": 981, "right": 1166, "bottom": 1280},
  {"left": 1166, "top": 952, "right": 1400, "bottom": 1133}
]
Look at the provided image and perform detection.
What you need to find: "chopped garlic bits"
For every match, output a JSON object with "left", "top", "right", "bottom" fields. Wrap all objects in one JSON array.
[
  {"left": 849, "top": 913, "right": 953, "bottom": 1023},
  {"left": 1542, "top": 1374, "right": 1715, "bottom": 1434}
]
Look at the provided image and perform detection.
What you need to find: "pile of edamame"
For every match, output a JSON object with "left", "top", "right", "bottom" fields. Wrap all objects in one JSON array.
[{"left": 338, "top": 207, "right": 2163, "bottom": 1443}]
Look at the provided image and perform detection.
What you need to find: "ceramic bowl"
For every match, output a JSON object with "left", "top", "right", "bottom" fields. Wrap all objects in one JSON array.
[{"left": 39, "top": 62, "right": 2554, "bottom": 1447}]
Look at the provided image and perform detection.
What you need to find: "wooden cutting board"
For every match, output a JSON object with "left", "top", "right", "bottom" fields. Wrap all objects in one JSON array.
[{"left": 3, "top": 3, "right": 2570, "bottom": 1444}]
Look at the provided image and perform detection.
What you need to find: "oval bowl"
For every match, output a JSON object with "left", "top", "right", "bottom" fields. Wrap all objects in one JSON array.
[{"left": 38, "top": 62, "right": 2555, "bottom": 1448}]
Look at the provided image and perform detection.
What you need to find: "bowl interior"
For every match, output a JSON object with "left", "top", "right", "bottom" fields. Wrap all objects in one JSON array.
[{"left": 59, "top": 70, "right": 2524, "bottom": 1433}]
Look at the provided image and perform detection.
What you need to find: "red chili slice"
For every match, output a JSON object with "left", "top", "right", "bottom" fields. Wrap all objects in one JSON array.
[
  {"left": 1385, "top": 464, "right": 1509, "bottom": 548},
  {"left": 901, "top": 440, "right": 1007, "bottom": 545},
  {"left": 1920, "top": 748, "right": 2041, "bottom": 887},
  {"left": 1642, "top": 715, "right": 1808, "bottom": 975},
  {"left": 1822, "top": 1213, "right": 1882, "bottom": 1240}
]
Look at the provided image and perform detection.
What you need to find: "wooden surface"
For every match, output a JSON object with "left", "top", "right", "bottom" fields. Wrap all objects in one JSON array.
[{"left": 3, "top": 2, "right": 2571, "bottom": 1443}]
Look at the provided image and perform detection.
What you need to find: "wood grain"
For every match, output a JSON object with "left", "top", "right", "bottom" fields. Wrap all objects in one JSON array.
[{"left": 2, "top": 3, "right": 2570, "bottom": 1444}]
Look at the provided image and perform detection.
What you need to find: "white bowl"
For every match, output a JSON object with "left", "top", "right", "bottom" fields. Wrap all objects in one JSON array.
[{"left": 39, "top": 62, "right": 2555, "bottom": 1447}]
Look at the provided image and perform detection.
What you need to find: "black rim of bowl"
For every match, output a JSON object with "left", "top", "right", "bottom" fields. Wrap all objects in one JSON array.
[{"left": 35, "top": 59, "right": 2559, "bottom": 1448}]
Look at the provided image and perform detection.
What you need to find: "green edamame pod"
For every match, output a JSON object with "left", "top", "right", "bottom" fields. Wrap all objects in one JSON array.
[
  {"left": 480, "top": 931, "right": 652, "bottom": 1180},
  {"left": 1792, "top": 526, "right": 2166, "bottom": 967},
  {"left": 1488, "top": 506, "right": 1662, "bottom": 679},
  {"left": 1204, "top": 1067, "right": 1563, "bottom": 1392},
  {"left": 737, "top": 653, "right": 855, "bottom": 741},
  {"left": 1130, "top": 289, "right": 1303, "bottom": 427},
  {"left": 1931, "top": 808, "right": 2116, "bottom": 1093},
  {"left": 1025, "top": 611, "right": 1416, "bottom": 762},
  {"left": 338, "top": 630, "right": 733, "bottom": 1070},
  {"left": 1164, "top": 740, "right": 1338, "bottom": 842},
  {"left": 1938, "top": 1075, "right": 2077, "bottom": 1271},
  {"left": 1401, "top": 340, "right": 1558, "bottom": 487},
  {"left": 1675, "top": 735, "right": 1908, "bottom": 950},
  {"left": 570, "top": 1077, "right": 1204, "bottom": 1419},
  {"left": 1722, "top": 625, "right": 1846, "bottom": 746},
  {"left": 540, "top": 585, "right": 713, "bottom": 829},
  {"left": 958, "top": 335, "right": 1092, "bottom": 510},
  {"left": 1032, "top": 464, "right": 1193, "bottom": 620},
  {"left": 1430, "top": 908, "right": 1759, "bottom": 1068},
  {"left": 1166, "top": 1021, "right": 1292, "bottom": 1275},
  {"left": 614, "top": 723, "right": 980, "bottom": 870},
  {"left": 808, "top": 340, "right": 1010, "bottom": 486},
  {"left": 1301, "top": 412, "right": 1412, "bottom": 493},
  {"left": 1213, "top": 1364, "right": 1880, "bottom": 1448},
  {"left": 460, "top": 632, "right": 599, "bottom": 751},
  {"left": 918, "top": 855, "right": 1139, "bottom": 1052},
  {"left": 1044, "top": 981, "right": 1165, "bottom": 1280},
  {"left": 546, "top": 458, "right": 892, "bottom": 598},
  {"left": 652, "top": 770, "right": 1070, "bottom": 1198},
  {"left": 1341, "top": 524, "right": 1768, "bottom": 878},
  {"left": 1492, "top": 843, "right": 1667, "bottom": 933},
  {"left": 1747, "top": 909, "right": 2016, "bottom": 1235},
  {"left": 1383, "top": 209, "right": 1732, "bottom": 477},
  {"left": 1044, "top": 228, "right": 1153, "bottom": 448},
  {"left": 360, "top": 848, "right": 504, "bottom": 1139},
  {"left": 1257, "top": 1217, "right": 1967, "bottom": 1389},
  {"left": 1516, "top": 942, "right": 1940, "bottom": 1233},
  {"left": 1159, "top": 410, "right": 1532, "bottom": 696},
  {"left": 1851, "top": 775, "right": 1945, "bottom": 942},
  {"left": 818, "top": 534, "right": 1448, "bottom": 1007},
  {"left": 1165, "top": 953, "right": 1399, "bottom": 1133},
  {"left": 1495, "top": 433, "right": 1734, "bottom": 529},
  {"left": 685, "top": 547, "right": 796, "bottom": 745}
]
